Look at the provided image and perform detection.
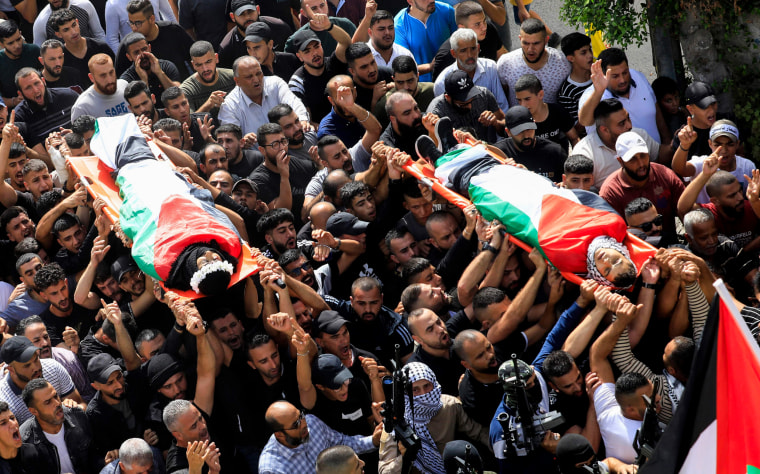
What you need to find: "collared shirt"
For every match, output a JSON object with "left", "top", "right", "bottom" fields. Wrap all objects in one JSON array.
[
  {"left": 0, "top": 358, "right": 75, "bottom": 425},
  {"left": 434, "top": 57, "right": 510, "bottom": 113},
  {"left": 257, "top": 414, "right": 375, "bottom": 474},
  {"left": 218, "top": 77, "right": 309, "bottom": 135},
  {"left": 394, "top": 2, "right": 457, "bottom": 82},
  {"left": 571, "top": 127, "right": 660, "bottom": 187},
  {"left": 367, "top": 41, "right": 414, "bottom": 68},
  {"left": 578, "top": 68, "right": 660, "bottom": 142},
  {"left": 497, "top": 46, "right": 571, "bottom": 107}
]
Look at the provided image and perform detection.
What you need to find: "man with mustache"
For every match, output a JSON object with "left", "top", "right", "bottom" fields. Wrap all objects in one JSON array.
[
  {"left": 344, "top": 42, "right": 393, "bottom": 113},
  {"left": 269, "top": 103, "right": 319, "bottom": 164},
  {"left": 120, "top": 32, "right": 180, "bottom": 108},
  {"left": 407, "top": 308, "right": 465, "bottom": 396},
  {"left": 378, "top": 92, "right": 430, "bottom": 157},
  {"left": 494, "top": 106, "right": 567, "bottom": 183},
  {"left": 182, "top": 41, "right": 236, "bottom": 119},
  {"left": 453, "top": 330, "right": 503, "bottom": 427},
  {"left": 38, "top": 39, "right": 86, "bottom": 90},
  {"left": 20, "top": 378, "right": 95, "bottom": 473},
  {"left": 218, "top": 0, "right": 293, "bottom": 69},
  {"left": 71, "top": 54, "right": 131, "bottom": 121},
  {"left": 364, "top": 10, "right": 413, "bottom": 69}
]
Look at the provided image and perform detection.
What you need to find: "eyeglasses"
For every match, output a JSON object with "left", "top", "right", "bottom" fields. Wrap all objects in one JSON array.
[
  {"left": 287, "top": 261, "right": 311, "bottom": 277},
  {"left": 636, "top": 214, "right": 663, "bottom": 233},
  {"left": 128, "top": 19, "right": 146, "bottom": 28},
  {"left": 263, "top": 138, "right": 289, "bottom": 150},
  {"left": 282, "top": 410, "right": 305, "bottom": 431}
]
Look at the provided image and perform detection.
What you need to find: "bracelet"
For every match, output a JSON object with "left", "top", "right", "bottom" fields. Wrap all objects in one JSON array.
[
  {"left": 173, "top": 322, "right": 185, "bottom": 333},
  {"left": 327, "top": 23, "right": 334, "bottom": 31},
  {"left": 297, "top": 352, "right": 310, "bottom": 357},
  {"left": 358, "top": 110, "right": 370, "bottom": 123},
  {"left": 679, "top": 145, "right": 689, "bottom": 152},
  {"left": 316, "top": 244, "right": 332, "bottom": 250},
  {"left": 641, "top": 282, "right": 657, "bottom": 290}
]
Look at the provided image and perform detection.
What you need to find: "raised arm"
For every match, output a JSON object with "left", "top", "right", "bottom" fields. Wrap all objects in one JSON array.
[
  {"left": 351, "top": 0, "right": 377, "bottom": 43},
  {"left": 677, "top": 150, "right": 720, "bottom": 218},
  {"left": 293, "top": 327, "right": 317, "bottom": 409},
  {"left": 74, "top": 235, "right": 110, "bottom": 308},
  {"left": 186, "top": 306, "right": 216, "bottom": 416},
  {"left": 577, "top": 60, "right": 609, "bottom": 127},
  {"left": 523, "top": 268, "right": 564, "bottom": 346},
  {"left": 589, "top": 293, "right": 632, "bottom": 383},
  {"left": 671, "top": 117, "right": 698, "bottom": 178},
  {"left": 562, "top": 285, "right": 610, "bottom": 358},
  {"left": 628, "top": 257, "right": 659, "bottom": 348},
  {"left": 102, "top": 299, "right": 142, "bottom": 372},
  {"left": 0, "top": 116, "right": 21, "bottom": 208}
]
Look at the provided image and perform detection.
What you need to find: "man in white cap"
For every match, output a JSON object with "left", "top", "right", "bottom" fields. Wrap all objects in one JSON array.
[{"left": 599, "top": 131, "right": 684, "bottom": 243}]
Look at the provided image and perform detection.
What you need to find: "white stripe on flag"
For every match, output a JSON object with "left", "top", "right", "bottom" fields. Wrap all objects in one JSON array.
[
  {"left": 678, "top": 419, "right": 716, "bottom": 474},
  {"left": 90, "top": 115, "right": 144, "bottom": 169}
]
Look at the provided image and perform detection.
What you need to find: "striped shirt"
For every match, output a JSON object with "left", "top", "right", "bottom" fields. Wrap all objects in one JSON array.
[
  {"left": 557, "top": 76, "right": 592, "bottom": 123},
  {"left": 0, "top": 358, "right": 76, "bottom": 425}
]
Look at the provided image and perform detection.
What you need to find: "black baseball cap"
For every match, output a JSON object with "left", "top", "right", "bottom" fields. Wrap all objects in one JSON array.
[
  {"left": 232, "top": 178, "right": 259, "bottom": 194},
  {"left": 231, "top": 0, "right": 257, "bottom": 16},
  {"left": 315, "top": 310, "right": 349, "bottom": 335},
  {"left": 326, "top": 212, "right": 369, "bottom": 237},
  {"left": 1, "top": 337, "right": 39, "bottom": 364},
  {"left": 312, "top": 353, "right": 353, "bottom": 389},
  {"left": 444, "top": 70, "right": 479, "bottom": 103},
  {"left": 245, "top": 22, "right": 271, "bottom": 43},
  {"left": 684, "top": 81, "right": 717, "bottom": 109},
  {"left": 87, "top": 353, "right": 123, "bottom": 384},
  {"left": 504, "top": 106, "right": 537, "bottom": 135},
  {"left": 291, "top": 29, "right": 321, "bottom": 52},
  {"left": 111, "top": 255, "right": 138, "bottom": 283}
]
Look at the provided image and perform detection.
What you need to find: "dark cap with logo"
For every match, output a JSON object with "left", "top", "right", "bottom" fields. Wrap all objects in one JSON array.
[
  {"left": 312, "top": 353, "right": 353, "bottom": 389},
  {"left": 326, "top": 212, "right": 369, "bottom": 237},
  {"left": 684, "top": 81, "right": 717, "bottom": 109},
  {"left": 504, "top": 106, "right": 537, "bottom": 135},
  {"left": 245, "top": 22, "right": 272, "bottom": 43},
  {"left": 291, "top": 29, "right": 321, "bottom": 52},
  {"left": 87, "top": 353, "right": 123, "bottom": 384},
  {"left": 231, "top": 0, "right": 257, "bottom": 16},
  {"left": 444, "top": 70, "right": 480, "bottom": 103}
]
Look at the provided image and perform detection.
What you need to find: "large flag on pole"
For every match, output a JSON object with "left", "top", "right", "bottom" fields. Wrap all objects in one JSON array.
[{"left": 640, "top": 279, "right": 760, "bottom": 473}]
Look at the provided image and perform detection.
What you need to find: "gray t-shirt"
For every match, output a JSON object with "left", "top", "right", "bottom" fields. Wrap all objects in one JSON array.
[
  {"left": 71, "top": 79, "right": 130, "bottom": 121},
  {"left": 304, "top": 140, "right": 371, "bottom": 198}
]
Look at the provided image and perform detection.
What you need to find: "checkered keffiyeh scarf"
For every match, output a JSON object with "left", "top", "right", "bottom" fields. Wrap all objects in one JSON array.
[
  {"left": 586, "top": 235, "right": 635, "bottom": 288},
  {"left": 404, "top": 362, "right": 445, "bottom": 474}
]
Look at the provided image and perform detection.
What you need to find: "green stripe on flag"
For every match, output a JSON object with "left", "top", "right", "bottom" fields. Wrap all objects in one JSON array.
[
  {"left": 116, "top": 173, "right": 159, "bottom": 280},
  {"left": 434, "top": 147, "right": 469, "bottom": 167},
  {"left": 748, "top": 466, "right": 760, "bottom": 473}
]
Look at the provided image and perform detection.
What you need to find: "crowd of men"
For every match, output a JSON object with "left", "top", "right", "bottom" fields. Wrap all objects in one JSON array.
[{"left": 0, "top": 0, "right": 754, "bottom": 472}]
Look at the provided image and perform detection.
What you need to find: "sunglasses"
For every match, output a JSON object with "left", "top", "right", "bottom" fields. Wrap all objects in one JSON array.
[
  {"left": 281, "top": 410, "right": 305, "bottom": 431},
  {"left": 637, "top": 214, "right": 663, "bottom": 233},
  {"left": 287, "top": 261, "right": 312, "bottom": 277}
]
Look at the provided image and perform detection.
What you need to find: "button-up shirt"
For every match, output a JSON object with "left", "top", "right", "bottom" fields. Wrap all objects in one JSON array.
[
  {"left": 258, "top": 414, "right": 376, "bottom": 474},
  {"left": 367, "top": 41, "right": 414, "bottom": 68},
  {"left": 218, "top": 76, "right": 309, "bottom": 135}
]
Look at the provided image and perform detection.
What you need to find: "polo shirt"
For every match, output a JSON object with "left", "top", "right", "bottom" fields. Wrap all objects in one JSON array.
[
  {"left": 317, "top": 109, "right": 365, "bottom": 148},
  {"left": 394, "top": 1, "right": 457, "bottom": 82},
  {"left": 578, "top": 68, "right": 660, "bottom": 142},
  {"left": 13, "top": 88, "right": 79, "bottom": 148},
  {"left": 0, "top": 358, "right": 75, "bottom": 425},
  {"left": 434, "top": 57, "right": 510, "bottom": 112}
]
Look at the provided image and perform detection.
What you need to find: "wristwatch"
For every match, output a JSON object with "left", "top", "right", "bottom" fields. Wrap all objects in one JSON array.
[{"left": 482, "top": 242, "right": 498, "bottom": 254}]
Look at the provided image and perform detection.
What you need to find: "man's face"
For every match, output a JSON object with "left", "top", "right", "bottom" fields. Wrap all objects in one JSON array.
[
  {"left": 350, "top": 54, "right": 379, "bottom": 88},
  {"left": 0, "top": 411, "right": 21, "bottom": 450},
  {"left": 56, "top": 224, "right": 85, "bottom": 253},
  {"left": 40, "top": 47, "right": 65, "bottom": 78},
  {"left": 233, "top": 8, "right": 259, "bottom": 31},
  {"left": 199, "top": 148, "right": 229, "bottom": 176},
  {"left": 126, "top": 40, "right": 151, "bottom": 69},
  {"left": 248, "top": 341, "right": 282, "bottom": 382},
  {"left": 235, "top": 61, "right": 264, "bottom": 100},
  {"left": 709, "top": 136, "right": 738, "bottom": 168},
  {"left": 7, "top": 154, "right": 27, "bottom": 188},
  {"left": 164, "top": 130, "right": 183, "bottom": 148},
  {"left": 292, "top": 301, "right": 314, "bottom": 333},
  {"left": 164, "top": 94, "right": 191, "bottom": 124},
  {"left": 605, "top": 62, "right": 631, "bottom": 95},
  {"left": 303, "top": 0, "right": 329, "bottom": 15},
  {"left": 9, "top": 352, "right": 42, "bottom": 384},
  {"left": 460, "top": 13, "right": 488, "bottom": 41},
  {"left": 284, "top": 256, "right": 316, "bottom": 289},
  {"left": 713, "top": 180, "right": 745, "bottom": 219},
  {"left": 627, "top": 205, "right": 662, "bottom": 237},
  {"left": 411, "top": 378, "right": 434, "bottom": 397},
  {"left": 519, "top": 31, "right": 546, "bottom": 63},
  {"left": 350, "top": 287, "right": 383, "bottom": 322},
  {"left": 232, "top": 182, "right": 258, "bottom": 210},
  {"left": 5, "top": 213, "right": 35, "bottom": 242},
  {"left": 316, "top": 324, "right": 351, "bottom": 360},
  {"left": 41, "top": 279, "right": 71, "bottom": 313},
  {"left": 409, "top": 265, "right": 443, "bottom": 289},
  {"left": 127, "top": 91, "right": 156, "bottom": 119},
  {"left": 209, "top": 170, "right": 233, "bottom": 195},
  {"left": 191, "top": 51, "right": 218, "bottom": 84},
  {"left": 369, "top": 19, "right": 395, "bottom": 50},
  {"left": 659, "top": 92, "right": 680, "bottom": 116},
  {"left": 210, "top": 313, "right": 244, "bottom": 350},
  {"left": 0, "top": 30, "right": 24, "bottom": 58},
  {"left": 461, "top": 333, "right": 498, "bottom": 373},
  {"left": 265, "top": 220, "right": 296, "bottom": 254},
  {"left": 119, "top": 269, "right": 146, "bottom": 296},
  {"left": 389, "top": 233, "right": 418, "bottom": 265},
  {"left": 501, "top": 255, "right": 521, "bottom": 289},
  {"left": 127, "top": 10, "right": 154, "bottom": 36},
  {"left": 95, "top": 276, "right": 123, "bottom": 300},
  {"left": 410, "top": 0, "right": 435, "bottom": 14},
  {"left": 54, "top": 19, "right": 81, "bottom": 43},
  {"left": 136, "top": 334, "right": 164, "bottom": 362},
  {"left": 318, "top": 379, "right": 350, "bottom": 402},
  {"left": 631, "top": 382, "right": 660, "bottom": 420},
  {"left": 278, "top": 111, "right": 306, "bottom": 147},
  {"left": 296, "top": 40, "right": 324, "bottom": 69},
  {"left": 29, "top": 384, "right": 64, "bottom": 427},
  {"left": 511, "top": 129, "right": 536, "bottom": 149},
  {"left": 414, "top": 283, "right": 450, "bottom": 313},
  {"left": 411, "top": 310, "right": 450, "bottom": 350},
  {"left": 276, "top": 407, "right": 309, "bottom": 447},
  {"left": 619, "top": 153, "right": 650, "bottom": 182},
  {"left": 562, "top": 173, "right": 593, "bottom": 191},
  {"left": 427, "top": 216, "right": 460, "bottom": 251},
  {"left": 173, "top": 406, "right": 210, "bottom": 444},
  {"left": 687, "top": 102, "right": 718, "bottom": 128},
  {"left": 158, "top": 371, "right": 187, "bottom": 400},
  {"left": 568, "top": 45, "right": 594, "bottom": 71},
  {"left": 24, "top": 169, "right": 53, "bottom": 198},
  {"left": 452, "top": 39, "right": 478, "bottom": 73},
  {"left": 24, "top": 323, "right": 53, "bottom": 359},
  {"left": 90, "top": 61, "right": 118, "bottom": 95},
  {"left": 390, "top": 96, "right": 423, "bottom": 135},
  {"left": 95, "top": 370, "right": 127, "bottom": 401},
  {"left": 393, "top": 71, "right": 418, "bottom": 94},
  {"left": 515, "top": 90, "right": 543, "bottom": 116},
  {"left": 217, "top": 132, "right": 242, "bottom": 162},
  {"left": 549, "top": 363, "right": 584, "bottom": 397},
  {"left": 246, "top": 39, "right": 273, "bottom": 66},
  {"left": 329, "top": 78, "right": 357, "bottom": 117},
  {"left": 603, "top": 109, "right": 633, "bottom": 143},
  {"left": 348, "top": 191, "right": 376, "bottom": 222},
  {"left": 18, "top": 257, "right": 42, "bottom": 288}
]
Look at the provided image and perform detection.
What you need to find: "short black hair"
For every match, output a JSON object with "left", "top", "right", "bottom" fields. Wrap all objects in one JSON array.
[
  {"left": 127, "top": 0, "right": 154, "bottom": 16},
  {"left": 160, "top": 86, "right": 184, "bottom": 106},
  {"left": 34, "top": 263, "right": 67, "bottom": 291},
  {"left": 651, "top": 76, "right": 678, "bottom": 103},
  {"left": 401, "top": 177, "right": 424, "bottom": 198},
  {"left": 16, "top": 315, "right": 44, "bottom": 336},
  {"left": 340, "top": 181, "right": 370, "bottom": 209},
  {"left": 542, "top": 351, "right": 575, "bottom": 382},
  {"left": 9, "top": 142, "right": 25, "bottom": 161},
  {"left": 216, "top": 123, "right": 242, "bottom": 139},
  {"left": 13, "top": 238, "right": 43, "bottom": 259},
  {"left": 47, "top": 8, "right": 77, "bottom": 32},
  {"left": 472, "top": 287, "right": 506, "bottom": 309},
  {"left": 599, "top": 47, "right": 628, "bottom": 72},
  {"left": 560, "top": 32, "right": 591, "bottom": 57},
  {"left": 35, "top": 190, "right": 63, "bottom": 218},
  {"left": 384, "top": 227, "right": 411, "bottom": 252},
  {"left": 345, "top": 42, "right": 372, "bottom": 68},
  {"left": 593, "top": 98, "right": 625, "bottom": 130},
  {"left": 189, "top": 40, "right": 214, "bottom": 58},
  {"left": 247, "top": 333, "right": 273, "bottom": 353},
  {"left": 124, "top": 80, "right": 151, "bottom": 101},
  {"left": 519, "top": 18, "right": 546, "bottom": 36},
  {"left": 0, "top": 20, "right": 19, "bottom": 40},
  {"left": 64, "top": 132, "right": 85, "bottom": 150},
  {"left": 52, "top": 213, "right": 80, "bottom": 238},
  {"left": 400, "top": 257, "right": 433, "bottom": 285},
  {"left": 370, "top": 10, "right": 393, "bottom": 27},
  {"left": 40, "top": 39, "right": 64, "bottom": 56},
  {"left": 392, "top": 55, "right": 418, "bottom": 75},
  {"left": 21, "top": 378, "right": 50, "bottom": 408},
  {"left": 614, "top": 372, "right": 649, "bottom": 400},
  {"left": 102, "top": 312, "right": 138, "bottom": 341},
  {"left": 135, "top": 328, "right": 163, "bottom": 352},
  {"left": 278, "top": 248, "right": 306, "bottom": 268},
  {"left": 316, "top": 135, "right": 341, "bottom": 161},
  {"left": 256, "top": 123, "right": 283, "bottom": 146},
  {"left": 454, "top": 1, "right": 484, "bottom": 24},
  {"left": 153, "top": 117, "right": 182, "bottom": 133},
  {"left": 268, "top": 103, "right": 294, "bottom": 124},
  {"left": 514, "top": 73, "right": 543, "bottom": 95},
  {"left": 256, "top": 208, "right": 294, "bottom": 234},
  {"left": 624, "top": 197, "right": 654, "bottom": 219},
  {"left": 14, "top": 68, "right": 42, "bottom": 91},
  {"left": 14, "top": 253, "right": 41, "bottom": 276},
  {"left": 0, "top": 206, "right": 29, "bottom": 235},
  {"left": 665, "top": 336, "right": 694, "bottom": 380},
  {"left": 563, "top": 154, "right": 593, "bottom": 175},
  {"left": 72, "top": 115, "right": 97, "bottom": 134},
  {"left": 123, "top": 32, "right": 147, "bottom": 50}
]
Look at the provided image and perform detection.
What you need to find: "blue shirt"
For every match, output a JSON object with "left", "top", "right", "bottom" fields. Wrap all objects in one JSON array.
[
  {"left": 0, "top": 292, "right": 49, "bottom": 329},
  {"left": 317, "top": 109, "right": 365, "bottom": 148},
  {"left": 394, "top": 2, "right": 457, "bottom": 82}
]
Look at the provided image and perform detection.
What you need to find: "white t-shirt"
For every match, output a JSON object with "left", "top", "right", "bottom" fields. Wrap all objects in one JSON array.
[
  {"left": 44, "top": 425, "right": 76, "bottom": 474},
  {"left": 593, "top": 382, "right": 641, "bottom": 464},
  {"left": 688, "top": 155, "right": 756, "bottom": 204}
]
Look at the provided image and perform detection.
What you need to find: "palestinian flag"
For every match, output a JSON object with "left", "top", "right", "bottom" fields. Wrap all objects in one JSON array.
[
  {"left": 640, "top": 280, "right": 760, "bottom": 474},
  {"left": 434, "top": 147, "right": 654, "bottom": 275}
]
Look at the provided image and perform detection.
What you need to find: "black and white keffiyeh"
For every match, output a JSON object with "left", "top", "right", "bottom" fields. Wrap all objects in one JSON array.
[
  {"left": 585, "top": 235, "right": 636, "bottom": 288},
  {"left": 404, "top": 362, "right": 445, "bottom": 474}
]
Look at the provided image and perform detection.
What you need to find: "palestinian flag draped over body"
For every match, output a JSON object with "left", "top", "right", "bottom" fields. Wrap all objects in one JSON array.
[
  {"left": 89, "top": 115, "right": 241, "bottom": 282},
  {"left": 434, "top": 146, "right": 654, "bottom": 275},
  {"left": 640, "top": 281, "right": 760, "bottom": 474}
]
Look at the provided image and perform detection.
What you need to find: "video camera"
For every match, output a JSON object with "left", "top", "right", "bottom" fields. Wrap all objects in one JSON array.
[
  {"left": 381, "top": 344, "right": 421, "bottom": 474},
  {"left": 633, "top": 377, "right": 665, "bottom": 466}
]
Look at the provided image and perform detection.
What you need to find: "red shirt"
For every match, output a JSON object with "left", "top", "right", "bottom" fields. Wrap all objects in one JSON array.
[{"left": 700, "top": 200, "right": 760, "bottom": 250}]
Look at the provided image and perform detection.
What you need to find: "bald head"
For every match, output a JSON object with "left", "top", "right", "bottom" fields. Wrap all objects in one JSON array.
[
  {"left": 265, "top": 400, "right": 298, "bottom": 431},
  {"left": 310, "top": 201, "right": 337, "bottom": 231},
  {"left": 326, "top": 74, "right": 354, "bottom": 99}
]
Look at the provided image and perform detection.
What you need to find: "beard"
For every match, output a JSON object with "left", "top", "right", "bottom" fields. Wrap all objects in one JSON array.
[
  {"left": 723, "top": 202, "right": 744, "bottom": 218},
  {"left": 623, "top": 164, "right": 650, "bottom": 182},
  {"left": 285, "top": 430, "right": 309, "bottom": 446},
  {"left": 397, "top": 118, "right": 426, "bottom": 138}
]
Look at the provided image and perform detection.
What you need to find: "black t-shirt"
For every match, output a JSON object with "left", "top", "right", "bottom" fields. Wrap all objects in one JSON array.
[
  {"left": 493, "top": 137, "right": 567, "bottom": 182},
  {"left": 458, "top": 370, "right": 504, "bottom": 427},
  {"left": 265, "top": 52, "right": 301, "bottom": 83},
  {"left": 120, "top": 59, "right": 182, "bottom": 108},
  {"left": 45, "top": 66, "right": 87, "bottom": 92},
  {"left": 672, "top": 122, "right": 712, "bottom": 158},
  {"left": 116, "top": 22, "right": 194, "bottom": 78},
  {"left": 407, "top": 347, "right": 464, "bottom": 396},
  {"left": 549, "top": 389, "right": 590, "bottom": 435},
  {"left": 354, "top": 67, "right": 393, "bottom": 111},
  {"left": 432, "top": 23, "right": 503, "bottom": 80},
  {"left": 13, "top": 87, "right": 80, "bottom": 148},
  {"left": 166, "top": 406, "right": 212, "bottom": 474},
  {"left": 289, "top": 53, "right": 348, "bottom": 124},
  {"left": 39, "top": 301, "right": 97, "bottom": 347},
  {"left": 218, "top": 17, "right": 294, "bottom": 68},
  {"left": 309, "top": 380, "right": 373, "bottom": 436},
  {"left": 535, "top": 103, "right": 575, "bottom": 153},
  {"left": 63, "top": 37, "right": 114, "bottom": 75},
  {"left": 249, "top": 157, "right": 317, "bottom": 227},
  {"left": 229, "top": 149, "right": 265, "bottom": 178}
]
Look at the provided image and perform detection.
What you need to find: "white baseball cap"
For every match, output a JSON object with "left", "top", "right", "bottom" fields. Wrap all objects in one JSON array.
[{"left": 615, "top": 131, "right": 649, "bottom": 162}]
